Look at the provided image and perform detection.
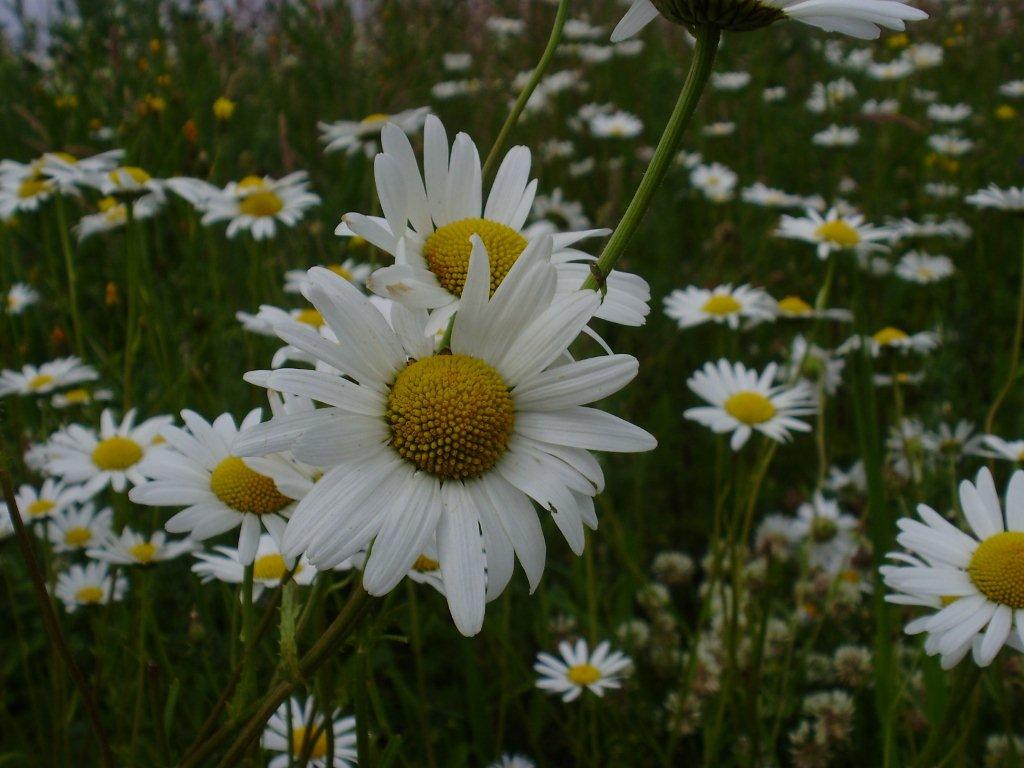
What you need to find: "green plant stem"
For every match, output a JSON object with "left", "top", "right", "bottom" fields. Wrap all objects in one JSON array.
[
  {"left": 583, "top": 24, "right": 720, "bottom": 291},
  {"left": 0, "top": 469, "right": 115, "bottom": 768},
  {"left": 54, "top": 195, "right": 84, "bottom": 357},
  {"left": 913, "top": 665, "right": 982, "bottom": 768},
  {"left": 481, "top": 0, "right": 571, "bottom": 180},
  {"left": 180, "top": 583, "right": 372, "bottom": 768},
  {"left": 983, "top": 223, "right": 1024, "bottom": 436}
]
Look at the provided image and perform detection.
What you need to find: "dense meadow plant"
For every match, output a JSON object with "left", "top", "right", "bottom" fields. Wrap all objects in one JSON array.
[{"left": 2, "top": 0, "right": 1024, "bottom": 765}]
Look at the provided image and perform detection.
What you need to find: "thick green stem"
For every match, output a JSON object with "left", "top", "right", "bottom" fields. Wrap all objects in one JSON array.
[
  {"left": 983, "top": 223, "right": 1024, "bottom": 436},
  {"left": 481, "top": 0, "right": 571, "bottom": 180},
  {"left": 583, "top": 24, "right": 720, "bottom": 291}
]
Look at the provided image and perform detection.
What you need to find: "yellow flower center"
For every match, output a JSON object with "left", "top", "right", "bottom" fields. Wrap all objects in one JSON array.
[
  {"left": 75, "top": 586, "right": 105, "bottom": 603},
  {"left": 915, "top": 267, "right": 935, "bottom": 280},
  {"left": 28, "top": 373, "right": 55, "bottom": 390},
  {"left": 387, "top": 355, "right": 514, "bottom": 480},
  {"left": 413, "top": 554, "right": 440, "bottom": 572},
  {"left": 290, "top": 726, "right": 329, "bottom": 759},
  {"left": 294, "top": 308, "right": 324, "bottom": 327},
  {"left": 253, "top": 552, "right": 289, "bottom": 581},
  {"left": 873, "top": 327, "right": 909, "bottom": 346},
  {"left": 239, "top": 190, "right": 284, "bottom": 218},
  {"left": 968, "top": 532, "right": 1024, "bottom": 608},
  {"left": 723, "top": 391, "right": 776, "bottom": 425},
  {"left": 64, "top": 527, "right": 93, "bottom": 546},
  {"left": 18, "top": 178, "right": 52, "bottom": 199},
  {"left": 209, "top": 456, "right": 291, "bottom": 515},
  {"left": 328, "top": 263, "right": 354, "bottom": 281},
  {"left": 360, "top": 112, "right": 391, "bottom": 126},
  {"left": 109, "top": 166, "right": 151, "bottom": 187},
  {"left": 996, "top": 105, "right": 1017, "bottom": 120},
  {"left": 91, "top": 436, "right": 144, "bottom": 470},
  {"left": 815, "top": 220, "right": 861, "bottom": 247},
  {"left": 940, "top": 595, "right": 959, "bottom": 606},
  {"left": 27, "top": 499, "right": 56, "bottom": 517},
  {"left": 700, "top": 294, "right": 742, "bottom": 316},
  {"left": 62, "top": 388, "right": 91, "bottom": 404},
  {"left": 130, "top": 542, "right": 158, "bottom": 563},
  {"left": 778, "top": 296, "right": 812, "bottom": 316},
  {"left": 566, "top": 663, "right": 602, "bottom": 686},
  {"left": 422, "top": 218, "right": 527, "bottom": 298},
  {"left": 51, "top": 152, "right": 77, "bottom": 164}
]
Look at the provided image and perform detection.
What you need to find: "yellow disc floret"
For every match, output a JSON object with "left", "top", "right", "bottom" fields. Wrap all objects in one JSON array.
[
  {"left": 130, "top": 542, "right": 158, "bottom": 563},
  {"left": 18, "top": 177, "right": 52, "bottom": 199},
  {"left": 701, "top": 294, "right": 742, "bottom": 316},
  {"left": 253, "top": 552, "right": 289, "bottom": 581},
  {"left": 28, "top": 373, "right": 55, "bottom": 390},
  {"left": 27, "top": 499, "right": 56, "bottom": 517},
  {"left": 75, "top": 586, "right": 105, "bottom": 604},
  {"left": 777, "top": 296, "right": 813, "bottom": 316},
  {"left": 968, "top": 532, "right": 1024, "bottom": 609},
  {"left": 566, "top": 663, "right": 602, "bottom": 686},
  {"left": 92, "top": 436, "right": 144, "bottom": 470},
  {"left": 387, "top": 355, "right": 514, "bottom": 480},
  {"left": 422, "top": 218, "right": 528, "bottom": 297},
  {"left": 290, "top": 726, "right": 329, "bottom": 759},
  {"left": 294, "top": 308, "right": 324, "bottom": 327},
  {"left": 723, "top": 391, "right": 776, "bottom": 425},
  {"left": 873, "top": 327, "right": 909, "bottom": 346},
  {"left": 815, "top": 219, "right": 861, "bottom": 247},
  {"left": 413, "top": 554, "right": 440, "bottom": 572},
  {"left": 64, "top": 527, "right": 93, "bottom": 547},
  {"left": 239, "top": 190, "right": 284, "bottom": 218},
  {"left": 210, "top": 457, "right": 291, "bottom": 516}
]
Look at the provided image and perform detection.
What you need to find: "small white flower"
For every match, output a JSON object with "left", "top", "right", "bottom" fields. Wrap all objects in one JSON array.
[
  {"left": 0, "top": 357, "right": 98, "bottom": 398},
  {"left": 47, "top": 503, "right": 114, "bottom": 553},
  {"left": 5, "top": 282, "right": 39, "bottom": 315},
  {"left": 319, "top": 107, "right": 430, "bottom": 157},
  {"left": 690, "top": 162, "right": 737, "bottom": 202},
  {"left": 776, "top": 206, "right": 894, "bottom": 260},
  {"left": 87, "top": 528, "right": 196, "bottom": 566},
  {"left": 789, "top": 492, "right": 859, "bottom": 573},
  {"left": 966, "top": 184, "right": 1024, "bottom": 212},
  {"left": 261, "top": 696, "right": 357, "bottom": 768},
  {"left": 14, "top": 479, "right": 81, "bottom": 523},
  {"left": 812, "top": 124, "right": 860, "bottom": 147},
  {"left": 981, "top": 436, "right": 1024, "bottom": 464},
  {"left": 54, "top": 562, "right": 127, "bottom": 613},
  {"left": 534, "top": 639, "right": 632, "bottom": 702},
  {"left": 663, "top": 284, "right": 776, "bottom": 330},
  {"left": 192, "top": 533, "right": 317, "bottom": 600},
  {"left": 894, "top": 251, "right": 954, "bottom": 284}
]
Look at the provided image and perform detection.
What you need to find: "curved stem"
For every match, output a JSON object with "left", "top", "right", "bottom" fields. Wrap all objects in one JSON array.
[
  {"left": 0, "top": 470, "right": 115, "bottom": 768},
  {"left": 983, "top": 223, "right": 1024, "bottom": 436},
  {"left": 583, "top": 24, "right": 720, "bottom": 291},
  {"left": 481, "top": 0, "right": 571, "bottom": 180},
  {"left": 54, "top": 196, "right": 84, "bottom": 358}
]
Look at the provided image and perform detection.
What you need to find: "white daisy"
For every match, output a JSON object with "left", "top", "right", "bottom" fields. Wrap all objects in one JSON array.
[
  {"left": 54, "top": 562, "right": 127, "bottom": 613},
  {"left": 13, "top": 479, "right": 81, "bottom": 524},
  {"left": 776, "top": 206, "right": 894, "bottom": 260},
  {"left": 284, "top": 260, "right": 371, "bottom": 295},
  {"left": 882, "top": 468, "right": 1024, "bottom": 667},
  {"left": 5, "top": 282, "right": 39, "bottom": 314},
  {"left": 981, "top": 436, "right": 1024, "bottom": 464},
  {"left": 663, "top": 284, "right": 776, "bottom": 330},
  {"left": 812, "top": 124, "right": 860, "bottom": 147},
  {"left": 261, "top": 697, "right": 357, "bottom": 768},
  {"left": 234, "top": 245, "right": 656, "bottom": 635},
  {"left": 319, "top": 106, "right": 430, "bottom": 157},
  {"left": 172, "top": 173, "right": 320, "bottom": 240},
  {"left": 783, "top": 334, "right": 845, "bottom": 396},
  {"left": 690, "top": 162, "right": 737, "bottom": 202},
  {"left": 588, "top": 111, "right": 644, "bottom": 139},
  {"left": 39, "top": 149, "right": 125, "bottom": 193},
  {"left": 930, "top": 421, "right": 984, "bottom": 460},
  {"left": 129, "top": 409, "right": 314, "bottom": 565},
  {"left": 51, "top": 387, "right": 114, "bottom": 409},
  {"left": 342, "top": 115, "right": 649, "bottom": 333},
  {"left": 73, "top": 194, "right": 165, "bottom": 242},
  {"left": 610, "top": 0, "right": 926, "bottom": 42},
  {"left": 0, "top": 357, "right": 98, "bottom": 398},
  {"left": 788, "top": 491, "right": 859, "bottom": 573},
  {"left": 192, "top": 533, "right": 317, "bottom": 600},
  {"left": 87, "top": 528, "right": 196, "bottom": 566},
  {"left": 711, "top": 71, "right": 751, "bottom": 91},
  {"left": 773, "top": 294, "right": 853, "bottom": 322},
  {"left": 741, "top": 183, "right": 825, "bottom": 211},
  {"left": 0, "top": 169, "right": 56, "bottom": 219},
  {"left": 838, "top": 326, "right": 940, "bottom": 356},
  {"left": 999, "top": 80, "right": 1024, "bottom": 99},
  {"left": 867, "top": 58, "right": 915, "bottom": 81},
  {"left": 46, "top": 409, "right": 172, "bottom": 497},
  {"left": 895, "top": 251, "right": 954, "bottom": 284},
  {"left": 928, "top": 133, "right": 974, "bottom": 157},
  {"left": 684, "top": 360, "right": 816, "bottom": 450},
  {"left": 47, "top": 503, "right": 114, "bottom": 553},
  {"left": 534, "top": 639, "right": 632, "bottom": 702},
  {"left": 86, "top": 165, "right": 164, "bottom": 197},
  {"left": 966, "top": 185, "right": 1024, "bottom": 213},
  {"left": 927, "top": 103, "right": 972, "bottom": 124}
]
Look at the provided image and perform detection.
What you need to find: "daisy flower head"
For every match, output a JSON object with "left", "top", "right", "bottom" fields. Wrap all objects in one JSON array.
[
  {"left": 534, "top": 639, "right": 632, "bottom": 702},
  {"left": 88, "top": 165, "right": 163, "bottom": 198},
  {"left": 928, "top": 133, "right": 973, "bottom": 157},
  {"left": 741, "top": 183, "right": 825, "bottom": 211},
  {"left": 774, "top": 294, "right": 853, "bottom": 322},
  {"left": 54, "top": 562, "right": 127, "bottom": 613},
  {"left": 789, "top": 492, "right": 859, "bottom": 573},
  {"left": 187, "top": 173, "right": 320, "bottom": 241},
  {"left": 776, "top": 206, "right": 895, "bottom": 260},
  {"left": 684, "top": 360, "right": 817, "bottom": 450},
  {"left": 895, "top": 251, "right": 954, "bottom": 284},
  {"left": 47, "top": 409, "right": 172, "bottom": 497},
  {"left": 319, "top": 107, "right": 430, "bottom": 157},
  {"left": 839, "top": 326, "right": 940, "bottom": 357},
  {"left": 931, "top": 420, "right": 983, "bottom": 460},
  {"left": 343, "top": 115, "right": 649, "bottom": 334},
  {"left": 966, "top": 185, "right": 1024, "bottom": 213},
  {"left": 234, "top": 245, "right": 656, "bottom": 635},
  {"left": 927, "top": 103, "right": 972, "bottom": 124},
  {"left": 14, "top": 479, "right": 81, "bottom": 524},
  {"left": 5, "top": 282, "right": 39, "bottom": 315},
  {"left": 129, "top": 409, "right": 315, "bottom": 565},
  {"left": 690, "top": 162, "right": 737, "bottom": 202},
  {"left": 981, "top": 436, "right": 1024, "bottom": 464},
  {"left": 0, "top": 357, "right": 98, "bottom": 398},
  {"left": 488, "top": 755, "right": 535, "bottom": 768},
  {"left": 783, "top": 334, "right": 845, "bottom": 395},
  {"left": 812, "top": 124, "right": 860, "bottom": 147},
  {"left": 39, "top": 149, "right": 125, "bottom": 194},
  {"left": 47, "top": 503, "right": 114, "bottom": 553},
  {"left": 51, "top": 386, "right": 114, "bottom": 409},
  {"left": 87, "top": 528, "right": 196, "bottom": 566},
  {"left": 882, "top": 468, "right": 1024, "bottom": 667},
  {"left": 192, "top": 533, "right": 316, "bottom": 599},
  {"left": 663, "top": 283, "right": 776, "bottom": 330},
  {"left": 611, "top": 0, "right": 926, "bottom": 42},
  {"left": 0, "top": 164, "right": 57, "bottom": 220},
  {"left": 284, "top": 260, "right": 371, "bottom": 296},
  {"left": 73, "top": 193, "right": 165, "bottom": 242},
  {"left": 588, "top": 110, "right": 644, "bottom": 139},
  {"left": 261, "top": 697, "right": 357, "bottom": 768}
]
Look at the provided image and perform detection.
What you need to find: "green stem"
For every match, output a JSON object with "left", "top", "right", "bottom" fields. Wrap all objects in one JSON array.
[
  {"left": 583, "top": 24, "right": 720, "bottom": 291},
  {"left": 983, "top": 223, "right": 1024, "bottom": 436},
  {"left": 481, "top": 0, "right": 571, "bottom": 180},
  {"left": 0, "top": 470, "right": 115, "bottom": 768},
  {"left": 54, "top": 195, "right": 84, "bottom": 358},
  {"left": 913, "top": 665, "right": 982, "bottom": 768}
]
